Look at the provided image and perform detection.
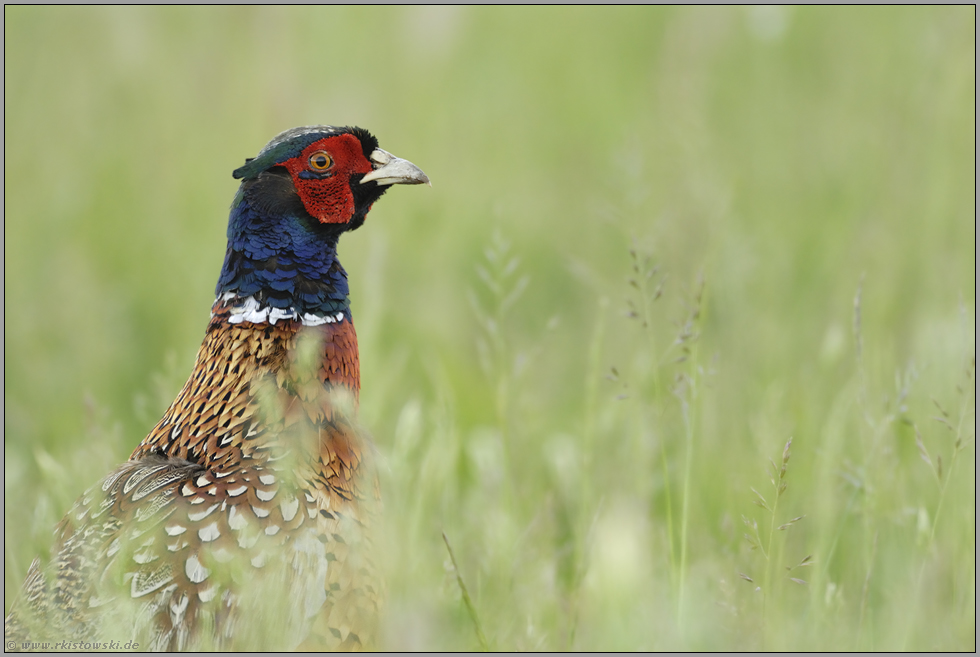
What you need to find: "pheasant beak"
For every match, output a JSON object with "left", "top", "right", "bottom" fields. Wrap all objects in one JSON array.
[{"left": 360, "top": 148, "right": 431, "bottom": 187}]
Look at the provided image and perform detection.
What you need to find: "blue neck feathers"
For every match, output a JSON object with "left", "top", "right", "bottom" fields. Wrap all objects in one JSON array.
[{"left": 215, "top": 183, "right": 350, "bottom": 319}]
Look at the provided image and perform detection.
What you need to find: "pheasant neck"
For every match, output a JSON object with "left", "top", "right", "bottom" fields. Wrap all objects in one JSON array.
[
  {"left": 214, "top": 179, "right": 352, "bottom": 325},
  {"left": 133, "top": 178, "right": 364, "bottom": 469}
]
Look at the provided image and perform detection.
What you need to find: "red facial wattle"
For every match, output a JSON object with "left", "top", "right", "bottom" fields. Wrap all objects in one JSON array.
[{"left": 277, "top": 134, "right": 374, "bottom": 224}]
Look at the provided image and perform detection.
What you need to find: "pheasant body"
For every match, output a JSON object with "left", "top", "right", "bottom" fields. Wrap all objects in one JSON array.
[{"left": 5, "top": 126, "right": 428, "bottom": 651}]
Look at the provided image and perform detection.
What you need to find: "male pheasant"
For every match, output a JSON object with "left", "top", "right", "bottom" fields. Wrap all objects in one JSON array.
[{"left": 5, "top": 126, "right": 429, "bottom": 651}]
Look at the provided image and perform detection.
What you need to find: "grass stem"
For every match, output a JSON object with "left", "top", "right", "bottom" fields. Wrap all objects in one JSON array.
[{"left": 443, "top": 531, "right": 490, "bottom": 652}]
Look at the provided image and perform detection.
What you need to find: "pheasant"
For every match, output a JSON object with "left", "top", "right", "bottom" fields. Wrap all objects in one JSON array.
[{"left": 5, "top": 126, "right": 429, "bottom": 651}]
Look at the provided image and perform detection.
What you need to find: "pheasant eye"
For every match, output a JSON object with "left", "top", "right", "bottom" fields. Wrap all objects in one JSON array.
[{"left": 308, "top": 151, "right": 333, "bottom": 172}]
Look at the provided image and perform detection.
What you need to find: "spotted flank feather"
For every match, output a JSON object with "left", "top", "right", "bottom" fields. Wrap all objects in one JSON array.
[{"left": 5, "top": 126, "right": 428, "bottom": 651}]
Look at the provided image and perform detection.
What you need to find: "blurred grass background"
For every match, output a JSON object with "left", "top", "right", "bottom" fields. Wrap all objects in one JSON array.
[{"left": 4, "top": 6, "right": 975, "bottom": 651}]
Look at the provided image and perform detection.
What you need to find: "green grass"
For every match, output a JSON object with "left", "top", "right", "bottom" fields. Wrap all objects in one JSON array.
[{"left": 4, "top": 6, "right": 975, "bottom": 651}]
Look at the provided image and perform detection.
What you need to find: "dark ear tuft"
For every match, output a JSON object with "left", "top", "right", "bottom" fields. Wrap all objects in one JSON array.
[{"left": 232, "top": 158, "right": 255, "bottom": 180}]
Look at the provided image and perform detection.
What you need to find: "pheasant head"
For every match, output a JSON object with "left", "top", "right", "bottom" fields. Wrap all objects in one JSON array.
[{"left": 216, "top": 125, "right": 429, "bottom": 323}]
